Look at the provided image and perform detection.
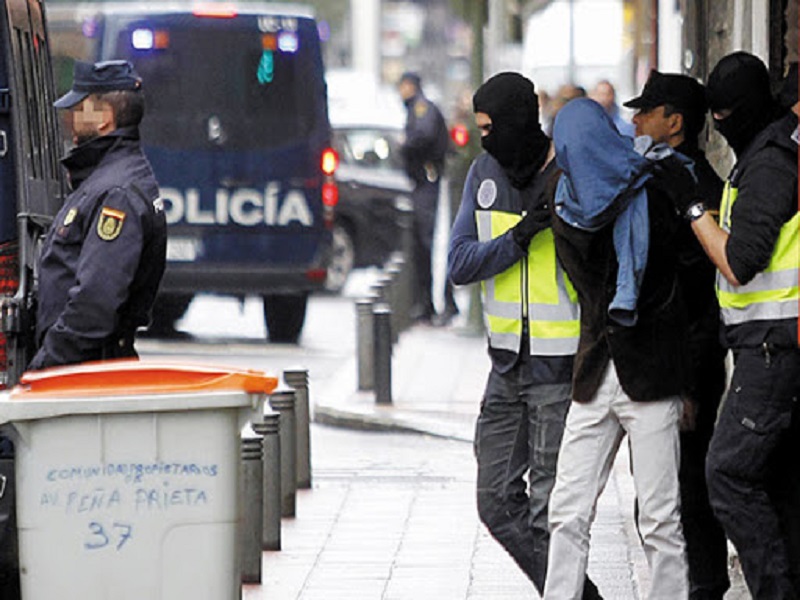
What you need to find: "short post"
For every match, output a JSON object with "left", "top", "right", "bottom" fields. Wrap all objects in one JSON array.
[
  {"left": 269, "top": 389, "right": 297, "bottom": 518},
  {"left": 283, "top": 368, "right": 311, "bottom": 489},
  {"left": 385, "top": 260, "right": 403, "bottom": 341},
  {"left": 356, "top": 297, "right": 375, "bottom": 391},
  {"left": 239, "top": 424, "right": 263, "bottom": 584},
  {"left": 390, "top": 251, "right": 412, "bottom": 334},
  {"left": 252, "top": 410, "right": 281, "bottom": 550},
  {"left": 397, "top": 200, "right": 417, "bottom": 320},
  {"left": 373, "top": 302, "right": 393, "bottom": 405},
  {"left": 377, "top": 272, "right": 398, "bottom": 344}
]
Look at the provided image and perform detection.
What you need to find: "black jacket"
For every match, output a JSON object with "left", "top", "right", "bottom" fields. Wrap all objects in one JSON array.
[
  {"left": 552, "top": 179, "right": 689, "bottom": 403},
  {"left": 674, "top": 142, "right": 727, "bottom": 403},
  {"left": 724, "top": 111, "right": 798, "bottom": 348},
  {"left": 30, "top": 127, "right": 166, "bottom": 370},
  {"left": 401, "top": 93, "right": 449, "bottom": 185}
]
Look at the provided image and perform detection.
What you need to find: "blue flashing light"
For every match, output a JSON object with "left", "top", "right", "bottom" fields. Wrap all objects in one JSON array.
[
  {"left": 278, "top": 31, "right": 298, "bottom": 53},
  {"left": 317, "top": 20, "right": 330, "bottom": 42},
  {"left": 257, "top": 50, "right": 274, "bottom": 84},
  {"left": 131, "top": 28, "right": 154, "bottom": 50}
]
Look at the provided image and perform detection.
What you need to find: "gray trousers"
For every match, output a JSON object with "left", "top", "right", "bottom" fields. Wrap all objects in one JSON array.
[
  {"left": 475, "top": 365, "right": 571, "bottom": 594},
  {"left": 544, "top": 362, "right": 688, "bottom": 600}
]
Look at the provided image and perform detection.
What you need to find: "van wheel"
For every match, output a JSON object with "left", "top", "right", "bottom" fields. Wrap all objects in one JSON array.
[
  {"left": 263, "top": 294, "right": 308, "bottom": 343},
  {"left": 325, "top": 224, "right": 355, "bottom": 294},
  {"left": 146, "top": 293, "right": 193, "bottom": 337}
]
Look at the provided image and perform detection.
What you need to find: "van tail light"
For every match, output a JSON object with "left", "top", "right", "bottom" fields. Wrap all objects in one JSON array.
[
  {"left": 322, "top": 182, "right": 339, "bottom": 207},
  {"left": 0, "top": 241, "right": 20, "bottom": 390},
  {"left": 192, "top": 4, "right": 237, "bottom": 18},
  {"left": 321, "top": 148, "right": 339, "bottom": 176},
  {"left": 321, "top": 147, "right": 339, "bottom": 228},
  {"left": 450, "top": 123, "right": 469, "bottom": 148}
]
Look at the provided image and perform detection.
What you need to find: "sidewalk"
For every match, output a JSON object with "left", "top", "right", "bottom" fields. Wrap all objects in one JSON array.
[
  {"left": 256, "top": 316, "right": 748, "bottom": 599},
  {"left": 305, "top": 319, "right": 647, "bottom": 599}
]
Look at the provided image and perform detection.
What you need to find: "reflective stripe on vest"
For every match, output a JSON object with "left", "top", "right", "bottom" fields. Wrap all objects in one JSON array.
[
  {"left": 476, "top": 210, "right": 580, "bottom": 356},
  {"left": 716, "top": 181, "right": 799, "bottom": 325}
]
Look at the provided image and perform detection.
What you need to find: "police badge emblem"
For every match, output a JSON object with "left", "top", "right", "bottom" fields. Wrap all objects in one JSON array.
[
  {"left": 477, "top": 179, "right": 497, "bottom": 209},
  {"left": 97, "top": 207, "right": 126, "bottom": 241}
]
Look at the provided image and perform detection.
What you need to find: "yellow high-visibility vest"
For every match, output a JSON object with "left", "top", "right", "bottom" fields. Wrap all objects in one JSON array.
[
  {"left": 716, "top": 181, "right": 799, "bottom": 325},
  {"left": 476, "top": 210, "right": 580, "bottom": 356}
]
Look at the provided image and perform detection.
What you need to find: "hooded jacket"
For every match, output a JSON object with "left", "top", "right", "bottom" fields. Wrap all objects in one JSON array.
[{"left": 550, "top": 101, "right": 688, "bottom": 402}]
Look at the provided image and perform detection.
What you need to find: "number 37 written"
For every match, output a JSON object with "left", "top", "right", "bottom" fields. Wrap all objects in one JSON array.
[{"left": 85, "top": 521, "right": 133, "bottom": 551}]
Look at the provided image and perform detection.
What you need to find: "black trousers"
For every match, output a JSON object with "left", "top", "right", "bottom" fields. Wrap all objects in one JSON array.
[
  {"left": 410, "top": 179, "right": 439, "bottom": 320},
  {"left": 679, "top": 373, "right": 730, "bottom": 600},
  {"left": 706, "top": 346, "right": 800, "bottom": 600}
]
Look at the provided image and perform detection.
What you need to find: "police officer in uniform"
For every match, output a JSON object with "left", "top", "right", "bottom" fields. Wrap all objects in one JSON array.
[
  {"left": 398, "top": 72, "right": 451, "bottom": 324},
  {"left": 28, "top": 60, "right": 166, "bottom": 370},
  {"left": 673, "top": 51, "right": 799, "bottom": 599},
  {"left": 624, "top": 71, "right": 730, "bottom": 599},
  {"left": 449, "top": 72, "right": 600, "bottom": 599}
]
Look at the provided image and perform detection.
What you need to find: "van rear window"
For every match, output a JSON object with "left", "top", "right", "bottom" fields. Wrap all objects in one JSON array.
[{"left": 113, "top": 15, "right": 323, "bottom": 151}]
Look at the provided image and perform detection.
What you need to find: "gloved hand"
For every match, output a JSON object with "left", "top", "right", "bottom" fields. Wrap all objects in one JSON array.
[
  {"left": 511, "top": 202, "right": 551, "bottom": 249},
  {"left": 653, "top": 154, "right": 699, "bottom": 217}
]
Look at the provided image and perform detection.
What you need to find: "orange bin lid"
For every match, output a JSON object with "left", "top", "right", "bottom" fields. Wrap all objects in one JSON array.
[{"left": 11, "top": 360, "right": 279, "bottom": 398}]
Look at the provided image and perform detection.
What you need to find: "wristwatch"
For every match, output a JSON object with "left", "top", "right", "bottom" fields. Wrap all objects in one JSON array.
[{"left": 685, "top": 202, "right": 706, "bottom": 222}]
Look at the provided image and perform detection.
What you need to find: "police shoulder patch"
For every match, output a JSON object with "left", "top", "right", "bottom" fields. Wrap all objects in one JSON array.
[
  {"left": 477, "top": 179, "right": 497, "bottom": 209},
  {"left": 97, "top": 207, "right": 126, "bottom": 241},
  {"left": 414, "top": 100, "right": 428, "bottom": 118}
]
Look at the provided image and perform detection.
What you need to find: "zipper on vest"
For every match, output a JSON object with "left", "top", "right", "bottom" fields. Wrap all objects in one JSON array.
[{"left": 521, "top": 210, "right": 530, "bottom": 351}]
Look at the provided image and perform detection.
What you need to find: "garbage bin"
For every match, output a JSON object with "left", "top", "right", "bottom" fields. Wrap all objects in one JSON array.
[{"left": 0, "top": 360, "right": 277, "bottom": 600}]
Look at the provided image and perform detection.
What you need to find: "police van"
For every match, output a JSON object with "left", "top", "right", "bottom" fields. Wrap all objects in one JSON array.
[{"left": 47, "top": 1, "right": 337, "bottom": 342}]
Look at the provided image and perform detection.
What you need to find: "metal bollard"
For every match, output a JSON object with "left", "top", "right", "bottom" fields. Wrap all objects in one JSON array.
[
  {"left": 356, "top": 297, "right": 375, "bottom": 391},
  {"left": 373, "top": 302, "right": 393, "bottom": 404},
  {"left": 239, "top": 424, "right": 263, "bottom": 584},
  {"left": 390, "top": 251, "right": 412, "bottom": 334},
  {"left": 385, "top": 261, "right": 403, "bottom": 341},
  {"left": 397, "top": 199, "right": 417, "bottom": 321},
  {"left": 377, "top": 272, "right": 398, "bottom": 344},
  {"left": 252, "top": 410, "right": 281, "bottom": 550},
  {"left": 283, "top": 368, "right": 311, "bottom": 489},
  {"left": 269, "top": 389, "right": 297, "bottom": 518}
]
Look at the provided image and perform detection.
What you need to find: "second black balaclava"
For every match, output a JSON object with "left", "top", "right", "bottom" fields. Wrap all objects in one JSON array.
[
  {"left": 707, "top": 52, "right": 780, "bottom": 156},
  {"left": 473, "top": 72, "right": 550, "bottom": 189}
]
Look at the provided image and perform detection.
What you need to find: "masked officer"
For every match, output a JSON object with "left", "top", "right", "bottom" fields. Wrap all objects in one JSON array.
[
  {"left": 397, "top": 72, "right": 452, "bottom": 324},
  {"left": 448, "top": 73, "right": 600, "bottom": 599},
  {"left": 672, "top": 51, "right": 799, "bottom": 598},
  {"left": 624, "top": 71, "right": 730, "bottom": 599},
  {"left": 28, "top": 60, "right": 166, "bottom": 370}
]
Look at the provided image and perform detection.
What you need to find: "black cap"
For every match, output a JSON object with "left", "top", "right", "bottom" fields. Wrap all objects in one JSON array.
[
  {"left": 706, "top": 52, "right": 771, "bottom": 113},
  {"left": 399, "top": 71, "right": 421, "bottom": 88},
  {"left": 624, "top": 70, "right": 707, "bottom": 114},
  {"left": 54, "top": 60, "right": 142, "bottom": 109}
]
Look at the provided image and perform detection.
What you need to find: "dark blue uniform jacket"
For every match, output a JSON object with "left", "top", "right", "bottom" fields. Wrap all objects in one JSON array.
[{"left": 29, "top": 127, "right": 166, "bottom": 370}]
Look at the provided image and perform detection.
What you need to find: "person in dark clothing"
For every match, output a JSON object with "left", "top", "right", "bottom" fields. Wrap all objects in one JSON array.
[
  {"left": 28, "top": 60, "right": 166, "bottom": 370},
  {"left": 624, "top": 70, "right": 730, "bottom": 600},
  {"left": 397, "top": 72, "right": 452, "bottom": 324},
  {"left": 448, "top": 72, "right": 600, "bottom": 599},
  {"left": 543, "top": 98, "right": 690, "bottom": 599},
  {"left": 674, "top": 51, "right": 799, "bottom": 600}
]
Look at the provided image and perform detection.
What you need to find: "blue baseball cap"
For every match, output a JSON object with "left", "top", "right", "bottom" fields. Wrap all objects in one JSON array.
[{"left": 54, "top": 60, "right": 142, "bottom": 109}]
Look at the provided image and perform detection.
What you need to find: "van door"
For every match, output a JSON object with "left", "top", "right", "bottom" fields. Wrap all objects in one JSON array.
[{"left": 0, "top": 0, "right": 63, "bottom": 388}]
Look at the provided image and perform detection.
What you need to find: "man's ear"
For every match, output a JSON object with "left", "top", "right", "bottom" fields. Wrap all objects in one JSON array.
[
  {"left": 97, "top": 101, "right": 116, "bottom": 135},
  {"left": 668, "top": 112, "right": 684, "bottom": 137}
]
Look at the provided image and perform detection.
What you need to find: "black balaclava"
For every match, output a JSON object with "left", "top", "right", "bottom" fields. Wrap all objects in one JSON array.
[
  {"left": 707, "top": 52, "right": 779, "bottom": 156},
  {"left": 473, "top": 72, "right": 550, "bottom": 189}
]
